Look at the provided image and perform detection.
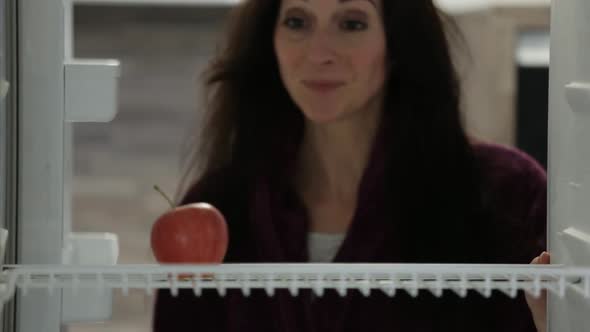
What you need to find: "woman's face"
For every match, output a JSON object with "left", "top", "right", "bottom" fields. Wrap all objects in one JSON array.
[{"left": 274, "top": 0, "right": 387, "bottom": 124}]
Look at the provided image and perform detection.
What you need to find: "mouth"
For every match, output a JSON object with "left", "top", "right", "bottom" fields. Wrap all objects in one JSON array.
[{"left": 302, "top": 80, "right": 346, "bottom": 93}]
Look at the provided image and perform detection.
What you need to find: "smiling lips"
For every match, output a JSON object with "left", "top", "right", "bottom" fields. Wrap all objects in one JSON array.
[{"left": 302, "top": 80, "right": 346, "bottom": 93}]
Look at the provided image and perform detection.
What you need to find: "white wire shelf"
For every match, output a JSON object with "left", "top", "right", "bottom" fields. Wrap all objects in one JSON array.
[{"left": 1, "top": 263, "right": 589, "bottom": 304}]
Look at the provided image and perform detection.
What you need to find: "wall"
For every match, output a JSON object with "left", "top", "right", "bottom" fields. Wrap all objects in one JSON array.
[{"left": 68, "top": 6, "right": 228, "bottom": 331}]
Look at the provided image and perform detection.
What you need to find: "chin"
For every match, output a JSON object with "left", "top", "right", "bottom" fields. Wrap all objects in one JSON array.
[{"left": 300, "top": 106, "right": 348, "bottom": 125}]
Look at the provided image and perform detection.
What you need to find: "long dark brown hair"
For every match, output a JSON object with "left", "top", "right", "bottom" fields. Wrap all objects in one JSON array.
[{"left": 178, "top": 0, "right": 494, "bottom": 263}]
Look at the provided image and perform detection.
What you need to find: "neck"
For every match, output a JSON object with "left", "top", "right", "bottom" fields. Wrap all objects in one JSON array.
[{"left": 296, "top": 106, "right": 382, "bottom": 204}]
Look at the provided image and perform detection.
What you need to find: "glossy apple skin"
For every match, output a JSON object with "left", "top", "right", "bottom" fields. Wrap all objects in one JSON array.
[{"left": 151, "top": 203, "right": 228, "bottom": 264}]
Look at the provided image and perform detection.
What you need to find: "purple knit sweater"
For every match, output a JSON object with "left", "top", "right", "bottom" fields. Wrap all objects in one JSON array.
[{"left": 153, "top": 141, "right": 547, "bottom": 332}]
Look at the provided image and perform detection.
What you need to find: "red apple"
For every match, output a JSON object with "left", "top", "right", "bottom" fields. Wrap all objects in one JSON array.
[{"left": 151, "top": 202, "right": 229, "bottom": 265}]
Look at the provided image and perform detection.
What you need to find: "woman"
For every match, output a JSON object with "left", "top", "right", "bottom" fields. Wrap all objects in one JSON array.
[{"left": 154, "top": 0, "right": 548, "bottom": 331}]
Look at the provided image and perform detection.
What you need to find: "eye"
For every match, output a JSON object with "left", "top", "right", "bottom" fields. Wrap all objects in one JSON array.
[
  {"left": 283, "top": 16, "right": 308, "bottom": 30},
  {"left": 340, "top": 19, "right": 368, "bottom": 31}
]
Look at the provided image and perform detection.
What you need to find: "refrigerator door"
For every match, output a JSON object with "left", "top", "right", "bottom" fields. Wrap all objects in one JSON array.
[
  {"left": 17, "top": 0, "right": 68, "bottom": 331},
  {"left": 1, "top": 0, "right": 16, "bottom": 330},
  {"left": 15, "top": 0, "right": 121, "bottom": 330},
  {"left": 549, "top": 0, "right": 590, "bottom": 330}
]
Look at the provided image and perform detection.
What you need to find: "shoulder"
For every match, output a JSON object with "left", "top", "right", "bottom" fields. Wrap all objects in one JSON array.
[
  {"left": 471, "top": 141, "right": 547, "bottom": 261},
  {"left": 471, "top": 141, "right": 546, "bottom": 192}
]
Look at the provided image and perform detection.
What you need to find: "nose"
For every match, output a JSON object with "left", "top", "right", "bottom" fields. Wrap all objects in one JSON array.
[{"left": 305, "top": 28, "right": 336, "bottom": 66}]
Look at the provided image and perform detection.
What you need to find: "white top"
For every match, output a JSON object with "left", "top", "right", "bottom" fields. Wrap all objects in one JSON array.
[{"left": 307, "top": 232, "right": 346, "bottom": 263}]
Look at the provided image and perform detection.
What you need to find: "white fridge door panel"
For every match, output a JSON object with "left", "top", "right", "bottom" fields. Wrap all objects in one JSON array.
[
  {"left": 549, "top": 0, "right": 590, "bottom": 330},
  {"left": 17, "top": 0, "right": 66, "bottom": 331},
  {"left": 17, "top": 0, "right": 122, "bottom": 329}
]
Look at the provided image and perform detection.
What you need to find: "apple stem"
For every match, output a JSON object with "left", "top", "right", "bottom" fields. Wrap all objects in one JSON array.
[{"left": 154, "top": 185, "right": 175, "bottom": 208}]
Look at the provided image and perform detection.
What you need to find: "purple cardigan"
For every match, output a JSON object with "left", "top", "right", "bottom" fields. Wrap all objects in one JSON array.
[{"left": 153, "top": 142, "right": 546, "bottom": 332}]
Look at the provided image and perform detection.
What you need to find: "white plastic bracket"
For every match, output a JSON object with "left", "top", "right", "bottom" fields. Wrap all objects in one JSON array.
[
  {"left": 558, "top": 227, "right": 590, "bottom": 328},
  {"left": 0, "top": 79, "right": 9, "bottom": 100},
  {"left": 558, "top": 227, "right": 590, "bottom": 267},
  {"left": 61, "top": 232, "right": 119, "bottom": 323},
  {"left": 0, "top": 228, "right": 7, "bottom": 266},
  {"left": 64, "top": 59, "right": 121, "bottom": 123},
  {"left": 565, "top": 81, "right": 590, "bottom": 113}
]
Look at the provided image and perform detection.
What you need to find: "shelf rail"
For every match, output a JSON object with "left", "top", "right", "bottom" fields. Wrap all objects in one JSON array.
[{"left": 1, "top": 263, "right": 589, "bottom": 304}]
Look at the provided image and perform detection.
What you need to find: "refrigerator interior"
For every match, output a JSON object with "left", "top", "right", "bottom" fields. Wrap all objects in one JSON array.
[{"left": 1, "top": 0, "right": 590, "bottom": 331}]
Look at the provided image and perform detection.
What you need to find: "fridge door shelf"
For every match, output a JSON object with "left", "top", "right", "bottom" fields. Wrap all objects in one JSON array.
[
  {"left": 64, "top": 59, "right": 121, "bottom": 123},
  {"left": 565, "top": 81, "right": 590, "bottom": 113},
  {"left": 0, "top": 263, "right": 588, "bottom": 304}
]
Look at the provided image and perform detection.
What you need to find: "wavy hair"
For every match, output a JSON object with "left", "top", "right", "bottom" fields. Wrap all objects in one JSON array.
[{"left": 178, "top": 0, "right": 492, "bottom": 263}]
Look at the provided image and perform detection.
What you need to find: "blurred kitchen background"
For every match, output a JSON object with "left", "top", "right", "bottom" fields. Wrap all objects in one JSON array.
[{"left": 66, "top": 0, "right": 550, "bottom": 331}]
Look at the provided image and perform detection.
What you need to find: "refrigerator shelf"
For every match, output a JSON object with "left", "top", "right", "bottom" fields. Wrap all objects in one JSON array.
[{"left": 1, "top": 263, "right": 589, "bottom": 304}]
